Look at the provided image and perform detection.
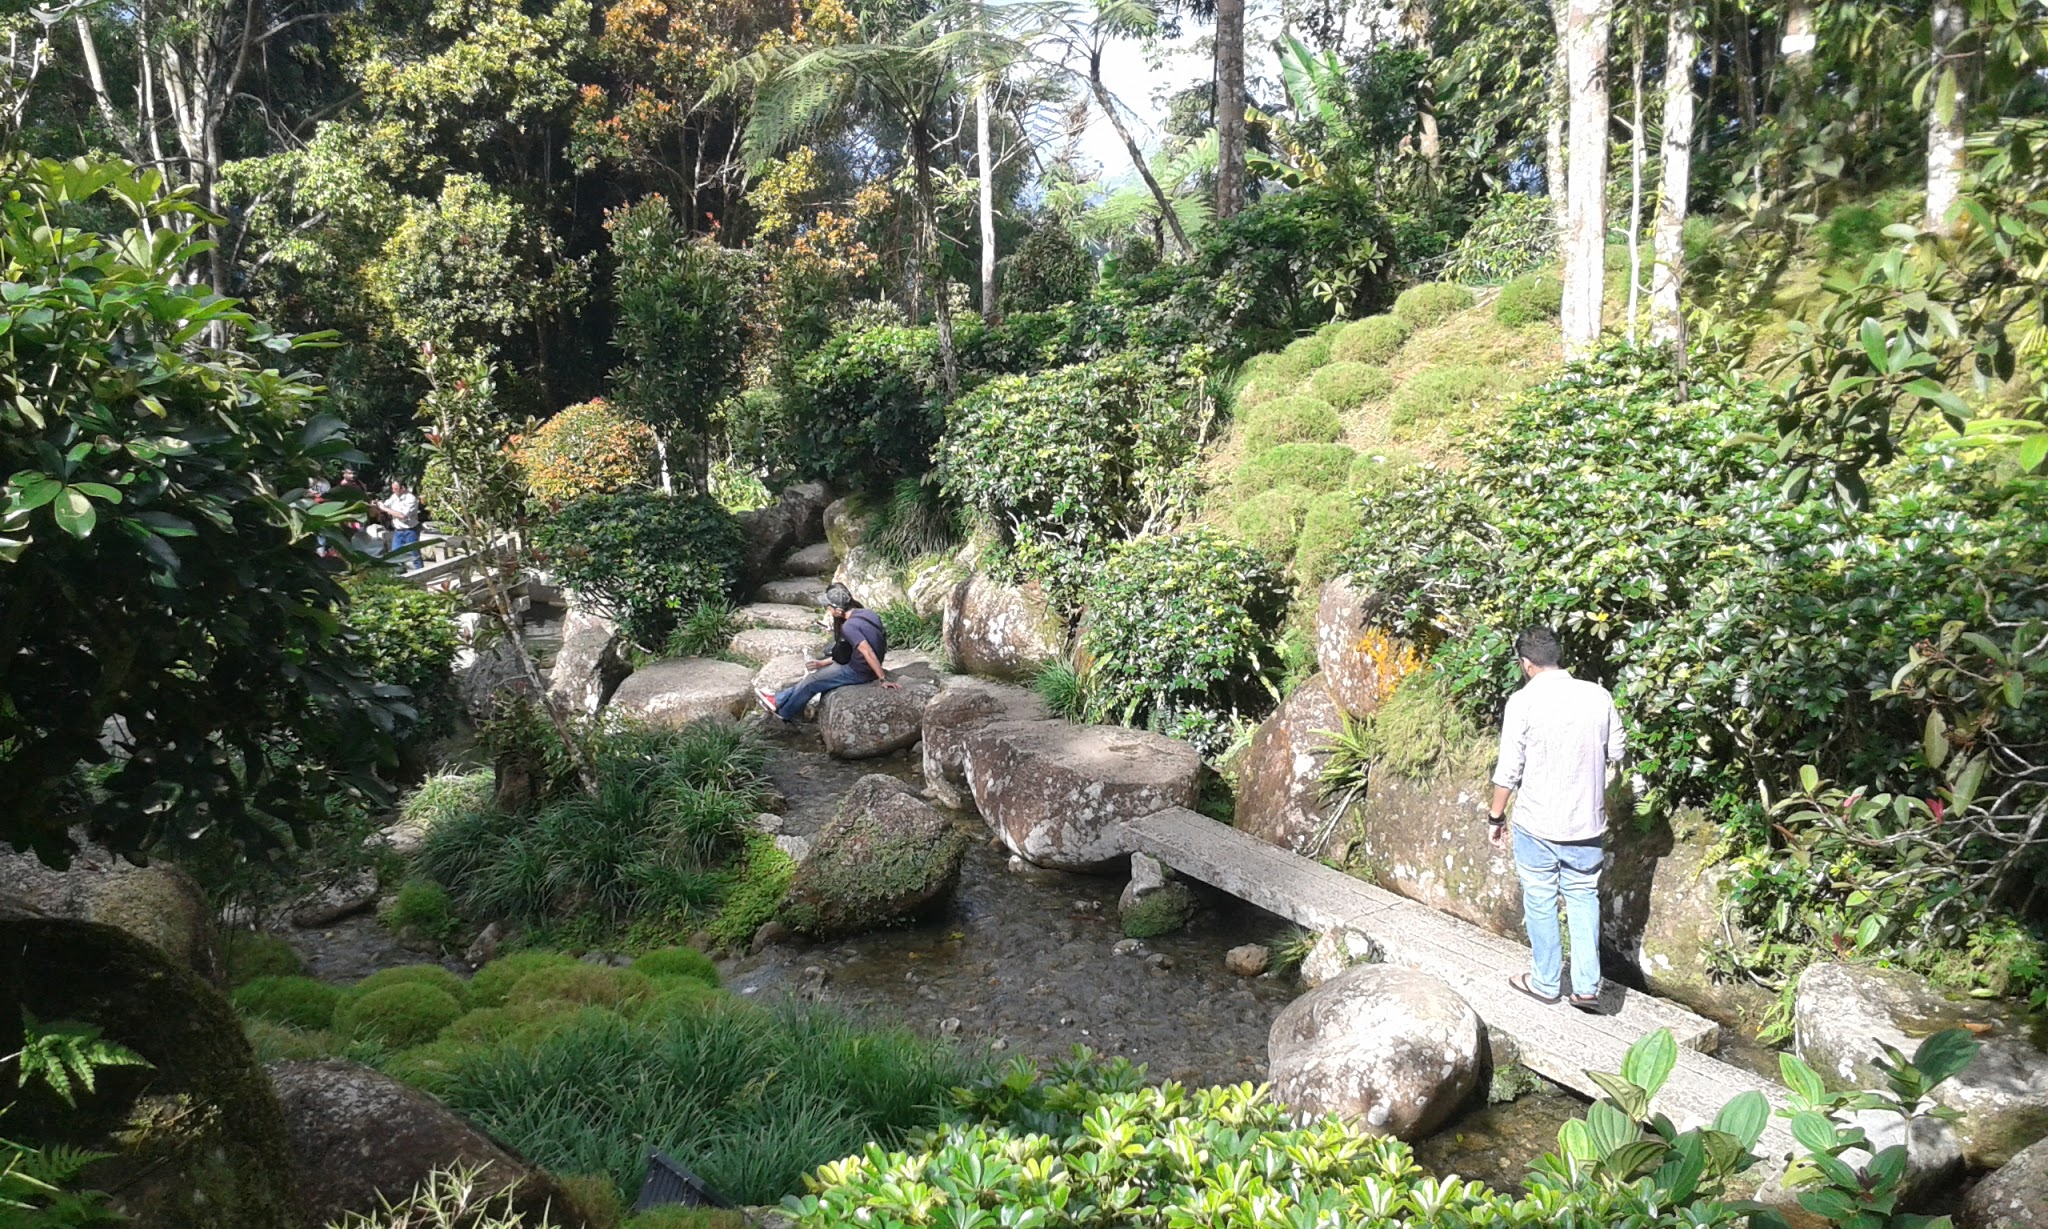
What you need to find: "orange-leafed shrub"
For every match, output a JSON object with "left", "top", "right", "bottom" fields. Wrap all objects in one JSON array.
[{"left": 514, "top": 399, "right": 657, "bottom": 507}]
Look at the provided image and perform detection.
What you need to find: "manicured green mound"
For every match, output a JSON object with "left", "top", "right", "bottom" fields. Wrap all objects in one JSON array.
[
  {"left": 632, "top": 946, "right": 721, "bottom": 987},
  {"left": 335, "top": 982, "right": 466, "bottom": 1049},
  {"left": 231, "top": 976, "right": 341, "bottom": 1032},
  {"left": 1330, "top": 315, "right": 1410, "bottom": 365},
  {"left": 1270, "top": 332, "right": 1334, "bottom": 383},
  {"left": 506, "top": 963, "right": 656, "bottom": 1010},
  {"left": 1231, "top": 486, "right": 1312, "bottom": 563},
  {"left": 1232, "top": 378, "right": 1286, "bottom": 411},
  {"left": 350, "top": 963, "right": 470, "bottom": 1009},
  {"left": 1389, "top": 366, "right": 1514, "bottom": 433},
  {"left": 1347, "top": 448, "right": 1423, "bottom": 492},
  {"left": 1392, "top": 282, "right": 1476, "bottom": 329},
  {"left": 1309, "top": 362, "right": 1394, "bottom": 410},
  {"left": 223, "top": 931, "right": 304, "bottom": 987},
  {"left": 467, "top": 950, "right": 580, "bottom": 1008},
  {"left": 1495, "top": 270, "right": 1563, "bottom": 325},
  {"left": 1239, "top": 395, "right": 1341, "bottom": 454},
  {"left": 1237, "top": 443, "right": 1356, "bottom": 495}
]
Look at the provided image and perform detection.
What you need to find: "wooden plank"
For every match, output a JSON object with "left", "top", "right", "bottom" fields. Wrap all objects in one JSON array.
[{"left": 1123, "top": 808, "right": 1795, "bottom": 1157}]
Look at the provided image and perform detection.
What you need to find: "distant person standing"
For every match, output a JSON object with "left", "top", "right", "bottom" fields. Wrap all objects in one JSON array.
[
  {"left": 375, "top": 477, "right": 424, "bottom": 571},
  {"left": 1487, "top": 627, "right": 1626, "bottom": 1012}
]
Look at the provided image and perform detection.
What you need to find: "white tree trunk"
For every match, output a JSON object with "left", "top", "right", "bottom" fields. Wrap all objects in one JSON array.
[
  {"left": 1561, "top": 0, "right": 1615, "bottom": 360},
  {"left": 1547, "top": 1, "right": 1571, "bottom": 235},
  {"left": 1925, "top": 0, "right": 1968, "bottom": 237},
  {"left": 977, "top": 81, "right": 999, "bottom": 321},
  {"left": 1649, "top": 0, "right": 1696, "bottom": 355},
  {"left": 1625, "top": 10, "right": 1646, "bottom": 342},
  {"left": 1215, "top": 0, "right": 1248, "bottom": 219}
]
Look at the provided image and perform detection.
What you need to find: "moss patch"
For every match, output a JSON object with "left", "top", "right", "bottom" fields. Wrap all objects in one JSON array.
[
  {"left": 1121, "top": 883, "right": 1198, "bottom": 938},
  {"left": 335, "top": 982, "right": 466, "bottom": 1049},
  {"left": 467, "top": 950, "right": 579, "bottom": 1009},
  {"left": 708, "top": 832, "right": 796, "bottom": 950},
  {"left": 223, "top": 932, "right": 304, "bottom": 987},
  {"left": 231, "top": 975, "right": 341, "bottom": 1031},
  {"left": 631, "top": 946, "right": 721, "bottom": 987}
]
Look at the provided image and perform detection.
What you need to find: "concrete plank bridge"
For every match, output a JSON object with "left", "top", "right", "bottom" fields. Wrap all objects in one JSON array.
[{"left": 1121, "top": 807, "right": 1797, "bottom": 1157}]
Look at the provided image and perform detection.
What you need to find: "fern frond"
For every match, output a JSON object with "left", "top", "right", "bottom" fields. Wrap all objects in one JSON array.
[{"left": 10, "top": 1011, "right": 151, "bottom": 1109}]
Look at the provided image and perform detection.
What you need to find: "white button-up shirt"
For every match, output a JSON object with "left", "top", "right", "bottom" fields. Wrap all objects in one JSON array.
[{"left": 1492, "top": 668, "right": 1626, "bottom": 842}]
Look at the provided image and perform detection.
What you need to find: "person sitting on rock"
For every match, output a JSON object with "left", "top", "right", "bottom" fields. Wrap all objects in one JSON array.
[{"left": 756, "top": 583, "right": 898, "bottom": 723}]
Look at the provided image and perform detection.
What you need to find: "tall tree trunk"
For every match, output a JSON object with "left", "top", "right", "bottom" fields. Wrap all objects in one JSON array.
[
  {"left": 1547, "top": 1, "right": 1571, "bottom": 235},
  {"left": 1405, "top": 0, "right": 1441, "bottom": 168},
  {"left": 912, "top": 137, "right": 960, "bottom": 398},
  {"left": 1650, "top": 0, "right": 1697, "bottom": 356},
  {"left": 1215, "top": 0, "right": 1248, "bottom": 219},
  {"left": 1732, "top": 12, "right": 1757, "bottom": 135},
  {"left": 1925, "top": 0, "right": 1968, "bottom": 236},
  {"left": 1090, "top": 45, "right": 1192, "bottom": 256},
  {"left": 1560, "top": 0, "right": 1615, "bottom": 360},
  {"left": 977, "top": 81, "right": 999, "bottom": 322},
  {"left": 1625, "top": 5, "right": 1647, "bottom": 341}
]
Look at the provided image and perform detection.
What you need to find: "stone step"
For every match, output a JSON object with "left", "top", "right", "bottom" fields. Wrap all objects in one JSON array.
[
  {"left": 754, "top": 576, "right": 827, "bottom": 607},
  {"left": 781, "top": 541, "right": 837, "bottom": 578},
  {"left": 735, "top": 602, "right": 825, "bottom": 632},
  {"left": 730, "top": 627, "right": 823, "bottom": 666}
]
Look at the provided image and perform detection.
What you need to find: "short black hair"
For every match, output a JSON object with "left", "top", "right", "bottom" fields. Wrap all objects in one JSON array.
[{"left": 1515, "top": 627, "right": 1561, "bottom": 668}]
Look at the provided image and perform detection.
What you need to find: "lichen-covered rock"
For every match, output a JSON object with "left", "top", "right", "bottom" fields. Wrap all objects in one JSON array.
[
  {"left": 1794, "top": 962, "right": 2048, "bottom": 1168},
  {"left": 942, "top": 574, "right": 1064, "bottom": 681},
  {"left": 834, "top": 545, "right": 911, "bottom": 611},
  {"left": 780, "top": 775, "right": 969, "bottom": 938},
  {"left": 824, "top": 495, "right": 870, "bottom": 558},
  {"left": 753, "top": 653, "right": 813, "bottom": 700},
  {"left": 1300, "top": 928, "right": 1379, "bottom": 988},
  {"left": 730, "top": 627, "right": 822, "bottom": 665},
  {"left": 454, "top": 639, "right": 531, "bottom": 718},
  {"left": 756, "top": 576, "right": 829, "bottom": 607},
  {"left": 287, "top": 868, "right": 380, "bottom": 928},
  {"left": 1121, "top": 881, "right": 1197, "bottom": 938},
  {"left": 1314, "top": 577, "right": 1408, "bottom": 718},
  {"left": 1267, "top": 964, "right": 1483, "bottom": 1140},
  {"left": 0, "top": 845, "right": 219, "bottom": 978},
  {"left": 907, "top": 554, "right": 970, "bottom": 620},
  {"left": 961, "top": 720, "right": 1201, "bottom": 871},
  {"left": 607, "top": 658, "right": 757, "bottom": 726},
  {"left": 920, "top": 677, "right": 1053, "bottom": 809},
  {"left": 267, "top": 1059, "right": 577, "bottom": 1227},
  {"left": 1234, "top": 677, "right": 1344, "bottom": 856},
  {"left": 737, "top": 482, "right": 831, "bottom": 589},
  {"left": 1226, "top": 944, "right": 1271, "bottom": 977},
  {"left": 736, "top": 602, "right": 824, "bottom": 632},
  {"left": 1963, "top": 1135, "right": 2048, "bottom": 1229},
  {"left": 547, "top": 605, "right": 630, "bottom": 715},
  {"left": 782, "top": 541, "right": 837, "bottom": 578},
  {"left": 818, "top": 663, "right": 941, "bottom": 759},
  {"left": 0, "top": 918, "right": 298, "bottom": 1229}
]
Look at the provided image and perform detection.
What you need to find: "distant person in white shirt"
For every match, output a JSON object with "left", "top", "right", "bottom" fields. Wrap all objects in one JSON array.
[
  {"left": 375, "top": 477, "right": 424, "bottom": 571},
  {"left": 1486, "top": 627, "right": 1626, "bottom": 1012}
]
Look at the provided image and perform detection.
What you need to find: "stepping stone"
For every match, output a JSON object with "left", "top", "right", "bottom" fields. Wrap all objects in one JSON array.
[
  {"left": 753, "top": 653, "right": 811, "bottom": 699},
  {"left": 818, "top": 663, "right": 941, "bottom": 759},
  {"left": 962, "top": 721, "right": 1201, "bottom": 871},
  {"left": 607, "top": 659, "right": 756, "bottom": 726},
  {"left": 734, "top": 602, "right": 823, "bottom": 632},
  {"left": 754, "top": 576, "right": 827, "bottom": 607},
  {"left": 730, "top": 628, "right": 821, "bottom": 665},
  {"left": 781, "top": 542, "right": 837, "bottom": 578}
]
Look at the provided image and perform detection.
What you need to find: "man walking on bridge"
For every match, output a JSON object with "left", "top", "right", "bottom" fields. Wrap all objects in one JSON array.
[{"left": 1487, "top": 627, "right": 1626, "bottom": 1012}]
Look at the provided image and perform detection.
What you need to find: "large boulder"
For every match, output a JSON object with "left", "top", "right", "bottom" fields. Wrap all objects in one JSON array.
[
  {"left": 0, "top": 918, "right": 299, "bottom": 1229},
  {"left": 1299, "top": 928, "right": 1380, "bottom": 989},
  {"left": 783, "top": 541, "right": 837, "bottom": 578},
  {"left": 920, "top": 677, "right": 1054, "bottom": 809},
  {"left": 607, "top": 659, "right": 757, "bottom": 726},
  {"left": 267, "top": 1059, "right": 577, "bottom": 1227},
  {"left": 756, "top": 576, "right": 829, "bottom": 607},
  {"left": 779, "top": 775, "right": 969, "bottom": 937},
  {"left": 834, "top": 545, "right": 911, "bottom": 611},
  {"left": 754, "top": 653, "right": 813, "bottom": 699},
  {"left": 961, "top": 720, "right": 1201, "bottom": 871},
  {"left": 737, "top": 482, "right": 831, "bottom": 589},
  {"left": 1234, "top": 676, "right": 1345, "bottom": 856},
  {"left": 454, "top": 639, "right": 532, "bottom": 718},
  {"left": 824, "top": 495, "right": 869, "bottom": 558},
  {"left": 907, "top": 554, "right": 970, "bottom": 620},
  {"left": 736, "top": 602, "right": 823, "bottom": 632},
  {"left": 0, "top": 845, "right": 219, "bottom": 979},
  {"left": 1267, "top": 964, "right": 1483, "bottom": 1140},
  {"left": 1794, "top": 962, "right": 2048, "bottom": 1168},
  {"left": 1964, "top": 1135, "right": 2048, "bottom": 1229},
  {"left": 942, "top": 574, "right": 1064, "bottom": 682},
  {"left": 730, "top": 627, "right": 822, "bottom": 665},
  {"left": 1314, "top": 577, "right": 1414, "bottom": 718},
  {"left": 818, "top": 662, "right": 941, "bottom": 759},
  {"left": 547, "top": 605, "right": 630, "bottom": 716}
]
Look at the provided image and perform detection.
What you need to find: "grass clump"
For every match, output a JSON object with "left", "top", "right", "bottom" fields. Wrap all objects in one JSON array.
[
  {"left": 1346, "top": 449, "right": 1423, "bottom": 492},
  {"left": 1231, "top": 379, "right": 1285, "bottom": 411},
  {"left": 223, "top": 931, "right": 303, "bottom": 986},
  {"left": 1269, "top": 333, "right": 1333, "bottom": 383},
  {"left": 1236, "top": 443, "right": 1356, "bottom": 496},
  {"left": 631, "top": 946, "right": 720, "bottom": 987},
  {"left": 1308, "top": 362, "right": 1393, "bottom": 410},
  {"left": 1329, "top": 315, "right": 1410, "bottom": 366},
  {"left": 1388, "top": 366, "right": 1514, "bottom": 437},
  {"left": 1120, "top": 882, "right": 1198, "bottom": 938},
  {"left": 1239, "top": 395, "right": 1340, "bottom": 454},
  {"left": 231, "top": 975, "right": 342, "bottom": 1031},
  {"left": 1494, "top": 270, "right": 1563, "bottom": 326},
  {"left": 400, "top": 770, "right": 493, "bottom": 834},
  {"left": 380, "top": 879, "right": 461, "bottom": 945},
  {"left": 1392, "top": 282, "right": 1476, "bottom": 330},
  {"left": 506, "top": 964, "right": 656, "bottom": 1011},
  {"left": 1358, "top": 669, "right": 1492, "bottom": 782},
  {"left": 1231, "top": 486, "right": 1311, "bottom": 564},
  {"left": 1031, "top": 660, "right": 1088, "bottom": 720},
  {"left": 664, "top": 601, "right": 740, "bottom": 658},
  {"left": 876, "top": 601, "right": 942, "bottom": 653},
  {"left": 242, "top": 1018, "right": 345, "bottom": 1063},
  {"left": 1294, "top": 492, "right": 1366, "bottom": 589},
  {"left": 336, "top": 982, "right": 467, "bottom": 1049}
]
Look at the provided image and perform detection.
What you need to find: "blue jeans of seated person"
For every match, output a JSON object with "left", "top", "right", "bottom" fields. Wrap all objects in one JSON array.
[
  {"left": 1513, "top": 827, "right": 1604, "bottom": 999},
  {"left": 771, "top": 663, "right": 867, "bottom": 722}
]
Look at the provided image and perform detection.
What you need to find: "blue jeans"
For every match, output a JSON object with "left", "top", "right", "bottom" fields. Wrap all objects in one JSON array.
[
  {"left": 772, "top": 664, "right": 867, "bottom": 721},
  {"left": 1514, "top": 828, "right": 1604, "bottom": 999},
  {"left": 391, "top": 527, "right": 421, "bottom": 570}
]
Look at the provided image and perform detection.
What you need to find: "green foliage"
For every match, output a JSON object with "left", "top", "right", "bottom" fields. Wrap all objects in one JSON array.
[
  {"left": 1001, "top": 221, "right": 1095, "bottom": 313},
  {"left": 1387, "top": 365, "right": 1514, "bottom": 433},
  {"left": 1239, "top": 396, "right": 1341, "bottom": 454},
  {"left": 785, "top": 325, "right": 947, "bottom": 490},
  {"left": 324, "top": 1164, "right": 556, "bottom": 1229},
  {"left": 1346, "top": 449, "right": 1422, "bottom": 492},
  {"left": 1230, "top": 486, "right": 1312, "bottom": 564},
  {"left": 536, "top": 493, "right": 747, "bottom": 649},
  {"left": 351, "top": 965, "right": 472, "bottom": 1008},
  {"left": 342, "top": 574, "right": 464, "bottom": 736},
  {"left": 1119, "top": 883, "right": 1197, "bottom": 938},
  {"left": 1357, "top": 669, "right": 1490, "bottom": 782},
  {"left": 513, "top": 399, "right": 657, "bottom": 508},
  {"left": 1308, "top": 362, "right": 1393, "bottom": 410},
  {"left": 506, "top": 965, "right": 655, "bottom": 1010},
  {"left": 865, "top": 478, "right": 962, "bottom": 565},
  {"left": 1236, "top": 443, "right": 1356, "bottom": 496},
  {"left": 224, "top": 932, "right": 305, "bottom": 987},
  {"left": 630, "top": 948, "right": 720, "bottom": 988},
  {"left": 381, "top": 880, "right": 462, "bottom": 946},
  {"left": 875, "top": 603, "right": 942, "bottom": 654},
  {"left": 232, "top": 976, "right": 344, "bottom": 1032},
  {"left": 401, "top": 772, "right": 493, "bottom": 838},
  {"left": 1811, "top": 191, "right": 1917, "bottom": 268},
  {"left": 1442, "top": 193, "right": 1559, "bottom": 284},
  {"left": 1391, "top": 282, "right": 1476, "bottom": 330},
  {"left": 608, "top": 200, "right": 748, "bottom": 475},
  {"left": 0, "top": 156, "right": 406, "bottom": 865},
  {"left": 1194, "top": 182, "right": 1398, "bottom": 344},
  {"left": 664, "top": 602, "right": 740, "bottom": 659},
  {"left": 1329, "top": 315, "right": 1410, "bottom": 366},
  {"left": 1031, "top": 661, "right": 1089, "bottom": 722},
  {"left": 7, "top": 1014, "right": 151, "bottom": 1110},
  {"left": 336, "top": 984, "right": 466, "bottom": 1049},
  {"left": 1495, "top": 270, "right": 1564, "bottom": 326},
  {"left": 1269, "top": 333, "right": 1334, "bottom": 384},
  {"left": 1080, "top": 531, "right": 1289, "bottom": 757},
  {"left": 706, "top": 833, "right": 796, "bottom": 951},
  {"left": 468, "top": 952, "right": 580, "bottom": 1010},
  {"left": 1294, "top": 492, "right": 1366, "bottom": 589}
]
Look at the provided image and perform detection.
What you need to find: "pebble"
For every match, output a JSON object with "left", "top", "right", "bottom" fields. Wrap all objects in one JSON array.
[
  {"left": 1112, "top": 938, "right": 1144, "bottom": 957},
  {"left": 991, "top": 1038, "right": 1009, "bottom": 1052},
  {"left": 1070, "top": 899, "right": 1102, "bottom": 915},
  {"left": 1225, "top": 944, "right": 1271, "bottom": 977},
  {"left": 938, "top": 1017, "right": 962, "bottom": 1036},
  {"left": 1145, "top": 953, "right": 1174, "bottom": 972}
]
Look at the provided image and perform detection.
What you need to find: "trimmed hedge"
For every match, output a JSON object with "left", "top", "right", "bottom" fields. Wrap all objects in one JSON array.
[
  {"left": 1388, "top": 366, "right": 1514, "bottom": 433},
  {"left": 1309, "top": 362, "right": 1394, "bottom": 410},
  {"left": 536, "top": 492, "right": 747, "bottom": 649},
  {"left": 1295, "top": 492, "right": 1366, "bottom": 588},
  {"left": 1231, "top": 485, "right": 1312, "bottom": 563},
  {"left": 1495, "top": 270, "right": 1563, "bottom": 326}
]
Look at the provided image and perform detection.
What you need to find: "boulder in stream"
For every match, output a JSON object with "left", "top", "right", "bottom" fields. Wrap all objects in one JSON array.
[
  {"left": 920, "top": 677, "right": 1052, "bottom": 809},
  {"left": 1963, "top": 1134, "right": 2048, "bottom": 1229},
  {"left": 962, "top": 720, "right": 1201, "bottom": 871},
  {"left": 818, "top": 662, "right": 941, "bottom": 759},
  {"left": 607, "top": 658, "right": 757, "bottom": 726},
  {"left": 1233, "top": 676, "right": 1344, "bottom": 856},
  {"left": 780, "top": 775, "right": 969, "bottom": 938},
  {"left": 1267, "top": 964, "right": 1483, "bottom": 1140},
  {"left": 942, "top": 574, "right": 1064, "bottom": 681}
]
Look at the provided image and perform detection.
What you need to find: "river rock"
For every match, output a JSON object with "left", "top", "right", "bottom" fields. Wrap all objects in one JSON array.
[
  {"left": 779, "top": 775, "right": 969, "bottom": 938},
  {"left": 547, "top": 605, "right": 630, "bottom": 715},
  {"left": 454, "top": 639, "right": 531, "bottom": 718},
  {"left": 834, "top": 545, "right": 910, "bottom": 611},
  {"left": 962, "top": 720, "right": 1202, "bottom": 871},
  {"left": 736, "top": 602, "right": 823, "bottom": 632},
  {"left": 267, "top": 1059, "right": 576, "bottom": 1226},
  {"left": 1795, "top": 962, "right": 2048, "bottom": 1167},
  {"left": 0, "top": 845, "right": 219, "bottom": 978},
  {"left": 942, "top": 574, "right": 1064, "bottom": 681},
  {"left": 1226, "top": 944, "right": 1271, "bottom": 976},
  {"left": 1234, "top": 677, "right": 1345, "bottom": 856},
  {"left": 1300, "top": 928, "right": 1380, "bottom": 988},
  {"left": 1314, "top": 577, "right": 1414, "bottom": 718},
  {"left": 1963, "top": 1135, "right": 2048, "bottom": 1229},
  {"left": 754, "top": 653, "right": 813, "bottom": 700},
  {"left": 608, "top": 658, "right": 757, "bottom": 726},
  {"left": 783, "top": 541, "right": 837, "bottom": 578},
  {"left": 920, "top": 677, "right": 1053, "bottom": 809},
  {"left": 818, "top": 662, "right": 941, "bottom": 759},
  {"left": 731, "top": 627, "right": 821, "bottom": 665},
  {"left": 1267, "top": 964, "right": 1484, "bottom": 1140},
  {"left": 824, "top": 495, "right": 869, "bottom": 558},
  {"left": 288, "top": 868, "right": 380, "bottom": 928},
  {"left": 0, "top": 918, "right": 297, "bottom": 1229}
]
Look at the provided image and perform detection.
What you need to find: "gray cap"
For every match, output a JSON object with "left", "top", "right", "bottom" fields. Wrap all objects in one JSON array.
[{"left": 824, "top": 583, "right": 855, "bottom": 610}]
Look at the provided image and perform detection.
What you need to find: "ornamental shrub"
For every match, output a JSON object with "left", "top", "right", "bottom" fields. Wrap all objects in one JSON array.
[
  {"left": 1231, "top": 379, "right": 1285, "bottom": 411},
  {"left": 1346, "top": 448, "right": 1423, "bottom": 492},
  {"left": 1235, "top": 443, "right": 1356, "bottom": 496},
  {"left": 380, "top": 879, "right": 460, "bottom": 945},
  {"left": 1001, "top": 221, "right": 1096, "bottom": 313},
  {"left": 785, "top": 325, "right": 947, "bottom": 489},
  {"left": 1441, "top": 192, "right": 1559, "bottom": 283},
  {"left": 1080, "top": 531, "right": 1288, "bottom": 755},
  {"left": 336, "top": 982, "right": 466, "bottom": 1049},
  {"left": 342, "top": 574, "right": 462, "bottom": 712},
  {"left": 1230, "top": 486, "right": 1311, "bottom": 563},
  {"left": 513, "top": 399, "right": 657, "bottom": 508},
  {"left": 1329, "top": 315, "right": 1410, "bottom": 365},
  {"left": 1293, "top": 492, "right": 1365, "bottom": 588},
  {"left": 1495, "top": 270, "right": 1564, "bottom": 326},
  {"left": 1309, "top": 362, "right": 1393, "bottom": 410},
  {"left": 536, "top": 492, "right": 747, "bottom": 649},
  {"left": 1239, "top": 395, "right": 1341, "bottom": 454},
  {"left": 231, "top": 975, "right": 342, "bottom": 1031},
  {"left": 1388, "top": 365, "right": 1514, "bottom": 433},
  {"left": 1268, "top": 333, "right": 1333, "bottom": 384},
  {"left": 350, "top": 963, "right": 471, "bottom": 1009},
  {"left": 631, "top": 947, "right": 721, "bottom": 987},
  {"left": 1391, "top": 282, "right": 1476, "bottom": 330}
]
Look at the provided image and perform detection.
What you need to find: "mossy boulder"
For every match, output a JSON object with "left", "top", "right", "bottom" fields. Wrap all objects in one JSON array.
[
  {"left": 0, "top": 917, "right": 299, "bottom": 1229},
  {"left": 1392, "top": 282, "right": 1476, "bottom": 329},
  {"left": 0, "top": 845, "right": 220, "bottom": 980},
  {"left": 1330, "top": 315, "right": 1411, "bottom": 366},
  {"left": 1120, "top": 881, "right": 1198, "bottom": 938},
  {"left": 780, "top": 775, "right": 970, "bottom": 938},
  {"left": 1237, "top": 443, "right": 1357, "bottom": 496},
  {"left": 1240, "top": 395, "right": 1341, "bottom": 454}
]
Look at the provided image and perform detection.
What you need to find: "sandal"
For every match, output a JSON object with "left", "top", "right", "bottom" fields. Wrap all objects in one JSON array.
[
  {"left": 1509, "top": 972, "right": 1561, "bottom": 1005},
  {"left": 1569, "top": 991, "right": 1605, "bottom": 1014}
]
